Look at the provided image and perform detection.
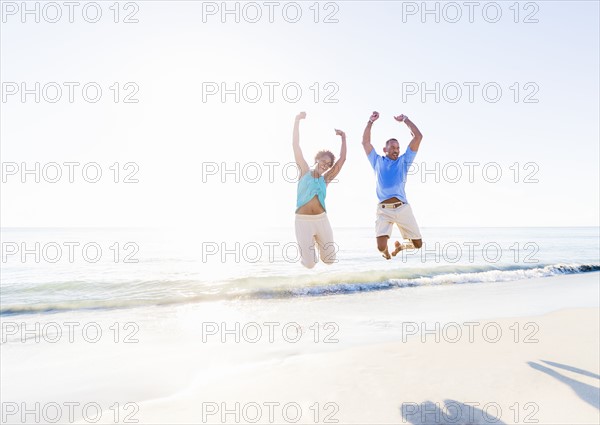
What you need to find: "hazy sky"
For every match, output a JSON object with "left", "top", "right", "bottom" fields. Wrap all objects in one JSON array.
[{"left": 1, "top": 1, "right": 599, "bottom": 229}]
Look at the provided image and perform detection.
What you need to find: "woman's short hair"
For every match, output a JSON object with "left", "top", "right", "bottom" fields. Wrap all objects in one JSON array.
[{"left": 315, "top": 150, "right": 335, "bottom": 164}]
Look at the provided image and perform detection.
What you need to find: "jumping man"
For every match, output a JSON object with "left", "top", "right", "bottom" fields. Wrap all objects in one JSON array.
[{"left": 362, "top": 111, "right": 423, "bottom": 259}]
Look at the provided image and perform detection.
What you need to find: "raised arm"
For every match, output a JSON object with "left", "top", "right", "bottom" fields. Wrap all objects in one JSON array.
[
  {"left": 293, "top": 112, "right": 309, "bottom": 176},
  {"left": 362, "top": 111, "right": 379, "bottom": 155},
  {"left": 395, "top": 114, "right": 423, "bottom": 152},
  {"left": 324, "top": 129, "right": 347, "bottom": 185}
]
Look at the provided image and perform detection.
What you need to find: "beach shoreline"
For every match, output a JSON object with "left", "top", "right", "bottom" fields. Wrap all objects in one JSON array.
[{"left": 1, "top": 272, "right": 599, "bottom": 424}]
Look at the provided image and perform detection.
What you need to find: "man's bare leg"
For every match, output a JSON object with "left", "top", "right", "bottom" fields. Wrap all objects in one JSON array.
[
  {"left": 377, "top": 236, "right": 392, "bottom": 259},
  {"left": 391, "top": 239, "right": 423, "bottom": 256}
]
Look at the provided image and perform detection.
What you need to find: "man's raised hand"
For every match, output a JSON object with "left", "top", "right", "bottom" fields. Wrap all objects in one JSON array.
[
  {"left": 394, "top": 114, "right": 407, "bottom": 122},
  {"left": 335, "top": 129, "right": 346, "bottom": 138},
  {"left": 369, "top": 111, "right": 380, "bottom": 123},
  {"left": 296, "top": 112, "right": 307, "bottom": 121}
]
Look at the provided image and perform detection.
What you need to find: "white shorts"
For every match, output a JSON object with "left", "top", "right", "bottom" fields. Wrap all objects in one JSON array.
[
  {"left": 375, "top": 203, "right": 422, "bottom": 240},
  {"left": 295, "top": 212, "right": 337, "bottom": 269}
]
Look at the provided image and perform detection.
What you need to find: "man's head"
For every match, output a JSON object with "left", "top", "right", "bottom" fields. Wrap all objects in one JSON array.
[
  {"left": 314, "top": 150, "right": 335, "bottom": 175},
  {"left": 383, "top": 138, "right": 400, "bottom": 160}
]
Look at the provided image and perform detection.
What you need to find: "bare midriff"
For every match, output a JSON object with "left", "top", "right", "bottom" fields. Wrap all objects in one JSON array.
[
  {"left": 296, "top": 195, "right": 325, "bottom": 215},
  {"left": 381, "top": 197, "right": 403, "bottom": 204}
]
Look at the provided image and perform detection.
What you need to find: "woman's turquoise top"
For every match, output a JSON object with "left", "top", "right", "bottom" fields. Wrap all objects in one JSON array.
[{"left": 296, "top": 171, "right": 326, "bottom": 211}]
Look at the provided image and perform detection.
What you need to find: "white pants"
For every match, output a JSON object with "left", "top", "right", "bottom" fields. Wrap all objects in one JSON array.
[
  {"left": 376, "top": 203, "right": 422, "bottom": 240},
  {"left": 295, "top": 212, "right": 337, "bottom": 269}
]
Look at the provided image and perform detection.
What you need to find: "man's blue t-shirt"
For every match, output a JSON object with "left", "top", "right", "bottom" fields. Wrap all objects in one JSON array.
[{"left": 367, "top": 145, "right": 417, "bottom": 203}]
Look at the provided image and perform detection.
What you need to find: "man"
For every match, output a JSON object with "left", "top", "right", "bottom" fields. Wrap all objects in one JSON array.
[{"left": 362, "top": 111, "right": 423, "bottom": 259}]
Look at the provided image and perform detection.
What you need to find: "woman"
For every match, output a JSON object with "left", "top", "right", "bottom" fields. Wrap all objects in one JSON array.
[{"left": 292, "top": 111, "right": 346, "bottom": 269}]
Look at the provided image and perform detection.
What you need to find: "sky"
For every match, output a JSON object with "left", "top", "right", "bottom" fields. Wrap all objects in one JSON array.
[{"left": 1, "top": 0, "right": 599, "bottom": 229}]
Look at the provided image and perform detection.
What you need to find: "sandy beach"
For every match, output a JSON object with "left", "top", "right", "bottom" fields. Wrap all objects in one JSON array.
[
  {"left": 2, "top": 271, "right": 598, "bottom": 424},
  {"left": 143, "top": 308, "right": 597, "bottom": 424},
  {"left": 3, "top": 0, "right": 599, "bottom": 423}
]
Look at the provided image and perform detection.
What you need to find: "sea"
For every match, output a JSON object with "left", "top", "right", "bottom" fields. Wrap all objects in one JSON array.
[{"left": 2, "top": 226, "right": 599, "bottom": 316}]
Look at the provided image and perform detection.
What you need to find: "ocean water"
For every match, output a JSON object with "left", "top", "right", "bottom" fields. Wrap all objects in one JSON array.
[{"left": 1, "top": 226, "right": 599, "bottom": 315}]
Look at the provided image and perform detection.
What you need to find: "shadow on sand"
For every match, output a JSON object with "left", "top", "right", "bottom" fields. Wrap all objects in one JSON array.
[
  {"left": 399, "top": 360, "right": 599, "bottom": 423},
  {"left": 528, "top": 360, "right": 599, "bottom": 410}
]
